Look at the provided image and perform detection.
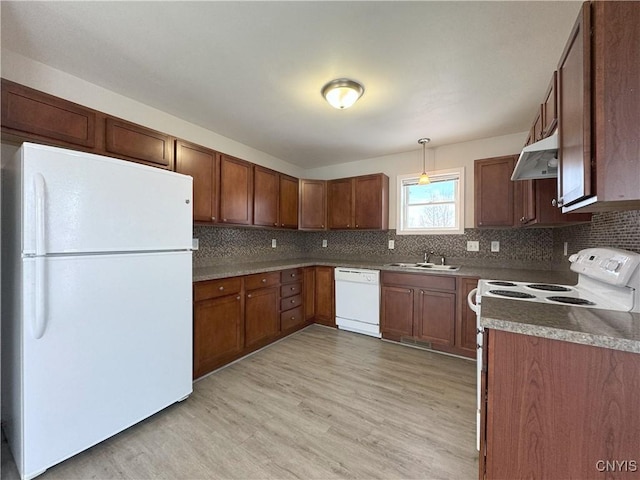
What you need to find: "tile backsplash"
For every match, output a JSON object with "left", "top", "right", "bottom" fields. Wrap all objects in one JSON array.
[{"left": 193, "top": 210, "right": 639, "bottom": 270}]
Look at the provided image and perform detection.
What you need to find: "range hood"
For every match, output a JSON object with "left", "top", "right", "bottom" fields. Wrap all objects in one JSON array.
[{"left": 511, "top": 133, "right": 559, "bottom": 181}]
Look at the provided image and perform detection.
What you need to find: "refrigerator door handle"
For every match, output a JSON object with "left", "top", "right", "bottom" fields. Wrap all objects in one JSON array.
[
  {"left": 34, "top": 173, "right": 47, "bottom": 339},
  {"left": 467, "top": 288, "right": 479, "bottom": 314},
  {"left": 34, "top": 173, "right": 46, "bottom": 256}
]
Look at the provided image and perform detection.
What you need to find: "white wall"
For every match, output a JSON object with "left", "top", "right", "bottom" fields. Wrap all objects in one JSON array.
[
  {"left": 0, "top": 51, "right": 305, "bottom": 178},
  {"left": 1, "top": 50, "right": 527, "bottom": 228},
  {"left": 305, "top": 132, "right": 527, "bottom": 228}
]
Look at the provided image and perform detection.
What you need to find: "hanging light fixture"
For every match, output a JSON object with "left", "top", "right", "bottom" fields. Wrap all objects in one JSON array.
[
  {"left": 321, "top": 78, "right": 364, "bottom": 109},
  {"left": 418, "top": 138, "right": 431, "bottom": 185}
]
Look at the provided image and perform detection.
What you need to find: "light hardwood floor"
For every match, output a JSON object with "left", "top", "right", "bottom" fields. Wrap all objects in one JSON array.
[{"left": 1, "top": 325, "right": 478, "bottom": 479}]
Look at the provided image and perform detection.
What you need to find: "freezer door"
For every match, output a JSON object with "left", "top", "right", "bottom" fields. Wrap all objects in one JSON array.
[
  {"left": 20, "top": 143, "right": 192, "bottom": 255},
  {"left": 19, "top": 252, "right": 192, "bottom": 478}
]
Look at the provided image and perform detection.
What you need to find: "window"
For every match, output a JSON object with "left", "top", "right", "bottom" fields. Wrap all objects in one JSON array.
[{"left": 397, "top": 168, "right": 465, "bottom": 235}]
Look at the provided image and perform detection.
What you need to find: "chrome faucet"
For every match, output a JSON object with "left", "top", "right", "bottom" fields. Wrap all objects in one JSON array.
[{"left": 423, "top": 250, "right": 434, "bottom": 263}]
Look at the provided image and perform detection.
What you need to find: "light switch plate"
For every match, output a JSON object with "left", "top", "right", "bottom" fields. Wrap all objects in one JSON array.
[
  {"left": 322, "top": 239, "right": 328, "bottom": 248},
  {"left": 467, "top": 241, "right": 480, "bottom": 252},
  {"left": 491, "top": 241, "right": 500, "bottom": 252},
  {"left": 388, "top": 239, "right": 395, "bottom": 250},
  {"left": 271, "top": 239, "right": 277, "bottom": 248}
]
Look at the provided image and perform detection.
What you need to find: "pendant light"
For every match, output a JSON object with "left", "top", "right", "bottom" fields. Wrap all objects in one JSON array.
[
  {"left": 321, "top": 78, "right": 365, "bottom": 109},
  {"left": 418, "top": 138, "right": 431, "bottom": 185}
]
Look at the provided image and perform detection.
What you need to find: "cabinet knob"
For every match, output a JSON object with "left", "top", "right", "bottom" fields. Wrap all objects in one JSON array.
[
  {"left": 321, "top": 224, "right": 325, "bottom": 228},
  {"left": 291, "top": 316, "right": 295, "bottom": 320},
  {"left": 274, "top": 222, "right": 278, "bottom": 226},
  {"left": 291, "top": 299, "right": 295, "bottom": 304},
  {"left": 212, "top": 216, "right": 216, "bottom": 221},
  {"left": 290, "top": 286, "right": 295, "bottom": 291},
  {"left": 261, "top": 278, "right": 267, "bottom": 283},
  {"left": 281, "top": 223, "right": 285, "bottom": 227},
  {"left": 218, "top": 286, "right": 224, "bottom": 291},
  {"left": 247, "top": 294, "right": 252, "bottom": 298},
  {"left": 291, "top": 274, "right": 296, "bottom": 278},
  {"left": 356, "top": 225, "right": 359, "bottom": 228},
  {"left": 551, "top": 199, "right": 557, "bottom": 207},
  {"left": 223, "top": 218, "right": 227, "bottom": 222},
  {"left": 347, "top": 224, "right": 350, "bottom": 227},
  {"left": 236, "top": 296, "right": 240, "bottom": 300}
]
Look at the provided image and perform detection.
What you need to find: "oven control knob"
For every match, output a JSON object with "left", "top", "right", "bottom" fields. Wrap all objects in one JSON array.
[{"left": 605, "top": 260, "right": 621, "bottom": 272}]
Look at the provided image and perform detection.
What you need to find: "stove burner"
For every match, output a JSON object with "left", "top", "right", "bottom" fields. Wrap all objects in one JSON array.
[
  {"left": 489, "top": 290, "right": 536, "bottom": 299},
  {"left": 527, "top": 284, "right": 572, "bottom": 292},
  {"left": 488, "top": 281, "right": 518, "bottom": 287},
  {"left": 547, "top": 296, "right": 596, "bottom": 306}
]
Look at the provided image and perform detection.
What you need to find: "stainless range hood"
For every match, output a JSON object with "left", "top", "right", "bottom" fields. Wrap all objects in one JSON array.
[{"left": 511, "top": 133, "right": 559, "bottom": 181}]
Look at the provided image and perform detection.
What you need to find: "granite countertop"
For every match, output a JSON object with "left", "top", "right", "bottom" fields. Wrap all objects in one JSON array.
[
  {"left": 193, "top": 257, "right": 578, "bottom": 284},
  {"left": 480, "top": 296, "right": 640, "bottom": 354}
]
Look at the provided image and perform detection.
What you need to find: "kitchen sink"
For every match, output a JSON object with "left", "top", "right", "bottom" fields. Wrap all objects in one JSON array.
[{"left": 385, "top": 263, "right": 460, "bottom": 272}]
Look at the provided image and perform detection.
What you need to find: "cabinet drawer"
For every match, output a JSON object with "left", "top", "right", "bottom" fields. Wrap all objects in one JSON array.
[
  {"left": 280, "top": 294, "right": 302, "bottom": 311},
  {"left": 245, "top": 271, "right": 280, "bottom": 291},
  {"left": 194, "top": 277, "right": 242, "bottom": 302},
  {"left": 280, "top": 305, "right": 304, "bottom": 331},
  {"left": 280, "top": 268, "right": 303, "bottom": 284},
  {"left": 280, "top": 282, "right": 302, "bottom": 298},
  {"left": 382, "top": 272, "right": 456, "bottom": 291}
]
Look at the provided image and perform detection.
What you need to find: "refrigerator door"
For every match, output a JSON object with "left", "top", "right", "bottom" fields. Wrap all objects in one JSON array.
[
  {"left": 20, "top": 143, "right": 192, "bottom": 255},
  {"left": 19, "top": 251, "right": 192, "bottom": 479}
]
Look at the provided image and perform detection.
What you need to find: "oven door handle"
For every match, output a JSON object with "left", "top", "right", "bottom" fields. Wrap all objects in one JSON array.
[{"left": 467, "top": 288, "right": 479, "bottom": 314}]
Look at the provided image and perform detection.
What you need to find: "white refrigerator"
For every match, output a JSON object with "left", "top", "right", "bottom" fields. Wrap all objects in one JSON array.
[{"left": 1, "top": 143, "right": 194, "bottom": 479}]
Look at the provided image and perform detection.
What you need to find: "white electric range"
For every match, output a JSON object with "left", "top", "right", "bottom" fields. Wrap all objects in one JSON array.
[{"left": 467, "top": 247, "right": 640, "bottom": 450}]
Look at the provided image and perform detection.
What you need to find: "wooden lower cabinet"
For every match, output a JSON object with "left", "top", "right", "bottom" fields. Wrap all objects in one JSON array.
[
  {"left": 381, "top": 272, "right": 474, "bottom": 358},
  {"left": 456, "top": 277, "right": 479, "bottom": 357},
  {"left": 244, "top": 272, "right": 280, "bottom": 349},
  {"left": 314, "top": 266, "right": 335, "bottom": 326},
  {"left": 380, "top": 286, "right": 414, "bottom": 337},
  {"left": 415, "top": 290, "right": 455, "bottom": 346},
  {"left": 303, "top": 267, "right": 316, "bottom": 321},
  {"left": 482, "top": 329, "right": 640, "bottom": 479}
]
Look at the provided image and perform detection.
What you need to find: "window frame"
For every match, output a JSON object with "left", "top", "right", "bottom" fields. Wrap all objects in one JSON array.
[{"left": 396, "top": 167, "right": 465, "bottom": 235}]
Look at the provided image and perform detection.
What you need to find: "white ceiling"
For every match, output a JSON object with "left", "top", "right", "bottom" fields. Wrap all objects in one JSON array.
[{"left": 1, "top": 1, "right": 582, "bottom": 169}]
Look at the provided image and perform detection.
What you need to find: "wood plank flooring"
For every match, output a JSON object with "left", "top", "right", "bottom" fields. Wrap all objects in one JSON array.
[{"left": 1, "top": 325, "right": 478, "bottom": 479}]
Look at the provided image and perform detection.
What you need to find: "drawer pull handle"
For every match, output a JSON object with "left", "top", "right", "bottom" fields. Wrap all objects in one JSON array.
[{"left": 261, "top": 278, "right": 267, "bottom": 283}]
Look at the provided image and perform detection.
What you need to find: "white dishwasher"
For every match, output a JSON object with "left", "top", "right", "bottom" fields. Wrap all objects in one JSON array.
[{"left": 334, "top": 267, "right": 381, "bottom": 338}]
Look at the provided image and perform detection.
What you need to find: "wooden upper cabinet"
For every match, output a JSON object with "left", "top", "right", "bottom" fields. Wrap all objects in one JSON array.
[
  {"left": 175, "top": 140, "right": 218, "bottom": 223},
  {"left": 541, "top": 72, "right": 558, "bottom": 138},
  {"left": 219, "top": 154, "right": 253, "bottom": 225},
  {"left": 557, "top": 3, "right": 591, "bottom": 209},
  {"left": 517, "top": 178, "right": 591, "bottom": 227},
  {"left": 328, "top": 178, "right": 353, "bottom": 229},
  {"left": 299, "top": 179, "right": 327, "bottom": 230},
  {"left": 474, "top": 155, "right": 517, "bottom": 227},
  {"left": 558, "top": 2, "right": 640, "bottom": 212},
  {"left": 1, "top": 79, "right": 97, "bottom": 149},
  {"left": 105, "top": 117, "right": 173, "bottom": 169},
  {"left": 354, "top": 174, "right": 389, "bottom": 230},
  {"left": 279, "top": 174, "right": 299, "bottom": 229},
  {"left": 253, "top": 166, "right": 279, "bottom": 227},
  {"left": 328, "top": 173, "right": 389, "bottom": 230}
]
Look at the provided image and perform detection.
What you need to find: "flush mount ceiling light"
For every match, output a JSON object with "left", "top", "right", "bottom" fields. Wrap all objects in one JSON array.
[
  {"left": 321, "top": 78, "right": 364, "bottom": 109},
  {"left": 418, "top": 138, "right": 431, "bottom": 185}
]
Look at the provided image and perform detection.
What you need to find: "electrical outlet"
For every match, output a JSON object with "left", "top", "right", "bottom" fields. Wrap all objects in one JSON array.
[
  {"left": 322, "top": 239, "right": 328, "bottom": 248},
  {"left": 564, "top": 242, "right": 568, "bottom": 256},
  {"left": 192, "top": 238, "right": 199, "bottom": 250},
  {"left": 388, "top": 239, "right": 395, "bottom": 250},
  {"left": 271, "top": 239, "right": 277, "bottom": 248},
  {"left": 491, "top": 241, "right": 500, "bottom": 252},
  {"left": 467, "top": 241, "right": 479, "bottom": 252}
]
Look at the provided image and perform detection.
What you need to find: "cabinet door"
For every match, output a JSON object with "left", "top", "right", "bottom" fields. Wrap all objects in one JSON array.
[
  {"left": 175, "top": 140, "right": 218, "bottom": 223},
  {"left": 1, "top": 79, "right": 96, "bottom": 149},
  {"left": 314, "top": 266, "right": 335, "bottom": 326},
  {"left": 531, "top": 109, "right": 543, "bottom": 143},
  {"left": 299, "top": 180, "right": 327, "bottom": 230},
  {"left": 105, "top": 118, "right": 174, "bottom": 169},
  {"left": 557, "top": 3, "right": 591, "bottom": 208},
  {"left": 327, "top": 178, "right": 353, "bottom": 229},
  {"left": 253, "top": 166, "right": 279, "bottom": 227},
  {"left": 474, "top": 156, "right": 517, "bottom": 227},
  {"left": 415, "top": 290, "right": 455, "bottom": 346},
  {"left": 219, "top": 154, "right": 254, "bottom": 225},
  {"left": 354, "top": 174, "right": 389, "bottom": 230},
  {"left": 279, "top": 174, "right": 299, "bottom": 229},
  {"left": 381, "top": 286, "right": 414, "bottom": 338},
  {"left": 541, "top": 72, "right": 558, "bottom": 138},
  {"left": 245, "top": 286, "right": 279, "bottom": 349},
  {"left": 193, "top": 293, "right": 243, "bottom": 378},
  {"left": 456, "top": 278, "right": 478, "bottom": 356},
  {"left": 303, "top": 267, "right": 316, "bottom": 321}
]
